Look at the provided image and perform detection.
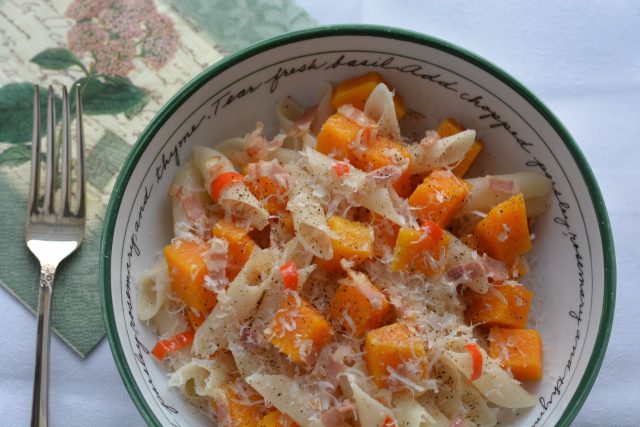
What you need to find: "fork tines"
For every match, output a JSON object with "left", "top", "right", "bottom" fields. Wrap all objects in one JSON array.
[{"left": 28, "top": 85, "right": 85, "bottom": 219}]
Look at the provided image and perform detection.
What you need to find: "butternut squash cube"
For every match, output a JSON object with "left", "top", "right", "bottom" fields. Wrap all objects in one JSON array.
[
  {"left": 349, "top": 135, "right": 413, "bottom": 197},
  {"left": 265, "top": 296, "right": 331, "bottom": 364},
  {"left": 212, "top": 219, "right": 255, "bottom": 281},
  {"left": 364, "top": 322, "right": 426, "bottom": 388},
  {"left": 164, "top": 240, "right": 217, "bottom": 313},
  {"left": 474, "top": 193, "right": 532, "bottom": 264},
  {"left": 223, "top": 383, "right": 265, "bottom": 427},
  {"left": 408, "top": 170, "right": 471, "bottom": 228},
  {"left": 316, "top": 110, "right": 412, "bottom": 196},
  {"left": 332, "top": 71, "right": 405, "bottom": 119},
  {"left": 464, "top": 283, "right": 533, "bottom": 328},
  {"left": 436, "top": 117, "right": 465, "bottom": 137},
  {"left": 390, "top": 222, "right": 449, "bottom": 276},
  {"left": 315, "top": 216, "right": 373, "bottom": 272},
  {"left": 489, "top": 327, "right": 543, "bottom": 381},
  {"left": 316, "top": 113, "right": 366, "bottom": 159},
  {"left": 259, "top": 411, "right": 298, "bottom": 427},
  {"left": 437, "top": 117, "right": 483, "bottom": 177},
  {"left": 329, "top": 272, "right": 391, "bottom": 336}
]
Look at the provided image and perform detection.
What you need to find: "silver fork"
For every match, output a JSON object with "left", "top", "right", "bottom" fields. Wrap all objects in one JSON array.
[{"left": 26, "top": 85, "right": 85, "bottom": 427}]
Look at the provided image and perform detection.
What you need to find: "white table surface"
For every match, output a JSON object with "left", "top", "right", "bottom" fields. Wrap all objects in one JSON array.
[{"left": 1, "top": 1, "right": 638, "bottom": 425}]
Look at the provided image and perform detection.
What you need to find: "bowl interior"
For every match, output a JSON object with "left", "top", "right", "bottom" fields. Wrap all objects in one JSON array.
[{"left": 101, "top": 26, "right": 614, "bottom": 427}]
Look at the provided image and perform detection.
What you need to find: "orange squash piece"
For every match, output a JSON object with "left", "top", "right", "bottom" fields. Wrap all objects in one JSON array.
[
  {"left": 408, "top": 170, "right": 471, "bottom": 228},
  {"left": 246, "top": 175, "right": 288, "bottom": 215},
  {"left": 316, "top": 113, "right": 367, "bottom": 159},
  {"left": 259, "top": 411, "right": 298, "bottom": 427},
  {"left": 437, "top": 117, "right": 483, "bottom": 177},
  {"left": 349, "top": 135, "right": 413, "bottom": 197},
  {"left": 437, "top": 117, "right": 465, "bottom": 137},
  {"left": 489, "top": 327, "right": 543, "bottom": 381},
  {"left": 332, "top": 72, "right": 405, "bottom": 119},
  {"left": 212, "top": 219, "right": 255, "bottom": 281},
  {"left": 474, "top": 193, "right": 532, "bottom": 264},
  {"left": 464, "top": 283, "right": 533, "bottom": 328},
  {"left": 164, "top": 240, "right": 217, "bottom": 313},
  {"left": 315, "top": 216, "right": 374, "bottom": 272},
  {"left": 364, "top": 322, "right": 426, "bottom": 388},
  {"left": 390, "top": 221, "right": 449, "bottom": 276},
  {"left": 329, "top": 272, "right": 391, "bottom": 336},
  {"left": 223, "top": 383, "right": 265, "bottom": 427},
  {"left": 316, "top": 112, "right": 412, "bottom": 195},
  {"left": 265, "top": 295, "right": 331, "bottom": 364}
]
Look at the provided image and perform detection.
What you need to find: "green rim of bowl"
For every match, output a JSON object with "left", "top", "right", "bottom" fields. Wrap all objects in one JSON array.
[{"left": 100, "top": 24, "right": 616, "bottom": 427}]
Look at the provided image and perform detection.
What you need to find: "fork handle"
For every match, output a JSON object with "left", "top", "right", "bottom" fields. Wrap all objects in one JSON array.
[{"left": 31, "top": 263, "right": 56, "bottom": 427}]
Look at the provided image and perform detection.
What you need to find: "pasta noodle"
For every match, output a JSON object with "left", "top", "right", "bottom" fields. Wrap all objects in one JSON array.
[
  {"left": 286, "top": 167, "right": 334, "bottom": 259},
  {"left": 192, "top": 146, "right": 269, "bottom": 230},
  {"left": 192, "top": 247, "right": 277, "bottom": 357},
  {"left": 409, "top": 130, "right": 476, "bottom": 174},
  {"left": 246, "top": 374, "right": 324, "bottom": 427},
  {"left": 302, "top": 147, "right": 406, "bottom": 225},
  {"left": 137, "top": 257, "right": 170, "bottom": 321},
  {"left": 169, "top": 159, "right": 212, "bottom": 238},
  {"left": 442, "top": 349, "right": 537, "bottom": 409},
  {"left": 465, "top": 172, "right": 552, "bottom": 216},
  {"left": 167, "top": 352, "right": 234, "bottom": 399},
  {"left": 139, "top": 73, "right": 551, "bottom": 427},
  {"left": 364, "top": 82, "right": 402, "bottom": 142},
  {"left": 339, "top": 374, "right": 393, "bottom": 427},
  {"left": 393, "top": 392, "right": 440, "bottom": 427}
]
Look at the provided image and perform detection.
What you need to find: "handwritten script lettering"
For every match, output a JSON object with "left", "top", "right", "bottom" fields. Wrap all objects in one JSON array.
[{"left": 124, "top": 113, "right": 207, "bottom": 420}]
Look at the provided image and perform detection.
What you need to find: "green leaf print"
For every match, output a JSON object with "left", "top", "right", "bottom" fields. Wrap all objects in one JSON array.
[
  {"left": 0, "top": 144, "right": 32, "bottom": 166},
  {"left": 31, "top": 48, "right": 84, "bottom": 71},
  {"left": 0, "top": 83, "right": 62, "bottom": 144},
  {"left": 75, "top": 76, "right": 148, "bottom": 116}
]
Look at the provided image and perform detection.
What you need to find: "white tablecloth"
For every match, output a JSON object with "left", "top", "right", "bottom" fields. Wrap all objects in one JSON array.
[{"left": 1, "top": 1, "right": 637, "bottom": 425}]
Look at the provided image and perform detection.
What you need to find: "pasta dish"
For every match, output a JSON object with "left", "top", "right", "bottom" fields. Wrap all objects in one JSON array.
[{"left": 138, "top": 72, "right": 551, "bottom": 427}]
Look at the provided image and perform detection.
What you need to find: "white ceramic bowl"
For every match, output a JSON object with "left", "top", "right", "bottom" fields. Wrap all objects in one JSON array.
[{"left": 100, "top": 25, "right": 615, "bottom": 427}]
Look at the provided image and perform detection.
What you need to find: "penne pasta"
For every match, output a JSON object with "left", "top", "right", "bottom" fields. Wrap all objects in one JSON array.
[
  {"left": 409, "top": 130, "right": 476, "bottom": 175},
  {"left": 137, "top": 257, "right": 170, "bottom": 321},
  {"left": 167, "top": 352, "right": 234, "bottom": 399},
  {"left": 393, "top": 391, "right": 440, "bottom": 427},
  {"left": 442, "top": 349, "right": 537, "bottom": 409},
  {"left": 246, "top": 374, "right": 323, "bottom": 427},
  {"left": 302, "top": 147, "right": 406, "bottom": 225},
  {"left": 192, "top": 247, "right": 277, "bottom": 357},
  {"left": 169, "top": 159, "right": 211, "bottom": 238},
  {"left": 364, "top": 82, "right": 402, "bottom": 142},
  {"left": 339, "top": 374, "right": 393, "bottom": 427},
  {"left": 192, "top": 146, "right": 269, "bottom": 229},
  {"left": 464, "top": 171, "right": 552, "bottom": 216},
  {"left": 286, "top": 167, "right": 334, "bottom": 259},
  {"left": 310, "top": 82, "right": 334, "bottom": 135}
]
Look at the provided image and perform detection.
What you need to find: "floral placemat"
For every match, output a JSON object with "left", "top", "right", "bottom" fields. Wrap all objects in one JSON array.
[{"left": 0, "top": 0, "right": 315, "bottom": 357}]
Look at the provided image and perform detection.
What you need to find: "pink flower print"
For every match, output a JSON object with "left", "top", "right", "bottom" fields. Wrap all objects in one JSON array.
[
  {"left": 67, "top": 21, "right": 108, "bottom": 55},
  {"left": 142, "top": 12, "right": 179, "bottom": 70},
  {"left": 94, "top": 39, "right": 137, "bottom": 77},
  {"left": 101, "top": 8, "right": 144, "bottom": 40},
  {"left": 110, "top": 0, "right": 155, "bottom": 17},
  {"left": 66, "top": 0, "right": 109, "bottom": 21},
  {"left": 64, "top": 0, "right": 179, "bottom": 77}
]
